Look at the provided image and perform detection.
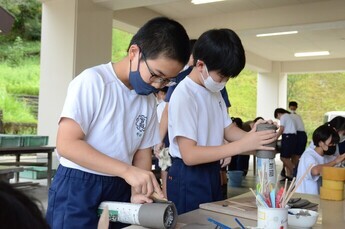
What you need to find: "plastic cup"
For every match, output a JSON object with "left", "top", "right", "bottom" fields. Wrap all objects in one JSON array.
[{"left": 257, "top": 207, "right": 288, "bottom": 229}]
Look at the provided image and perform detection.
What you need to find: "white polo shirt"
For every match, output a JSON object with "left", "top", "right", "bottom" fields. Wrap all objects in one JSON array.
[
  {"left": 296, "top": 147, "right": 323, "bottom": 195},
  {"left": 58, "top": 62, "right": 160, "bottom": 175},
  {"left": 168, "top": 77, "right": 232, "bottom": 159},
  {"left": 280, "top": 113, "right": 297, "bottom": 134}
]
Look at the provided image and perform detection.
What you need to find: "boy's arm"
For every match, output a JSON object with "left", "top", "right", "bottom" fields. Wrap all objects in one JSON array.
[
  {"left": 159, "top": 102, "right": 169, "bottom": 141},
  {"left": 177, "top": 128, "right": 276, "bottom": 166},
  {"left": 311, "top": 153, "right": 345, "bottom": 176},
  {"left": 154, "top": 103, "right": 169, "bottom": 158},
  {"left": 224, "top": 123, "right": 247, "bottom": 142},
  {"left": 276, "top": 125, "right": 284, "bottom": 139},
  {"left": 57, "top": 118, "right": 162, "bottom": 198}
]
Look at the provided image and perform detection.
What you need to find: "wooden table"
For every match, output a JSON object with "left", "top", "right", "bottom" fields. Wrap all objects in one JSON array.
[
  {"left": 0, "top": 146, "right": 55, "bottom": 187},
  {"left": 126, "top": 191, "right": 345, "bottom": 228},
  {"left": 0, "top": 165, "right": 24, "bottom": 182}
]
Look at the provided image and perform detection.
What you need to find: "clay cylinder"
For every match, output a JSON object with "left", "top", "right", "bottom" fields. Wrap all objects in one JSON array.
[{"left": 256, "top": 123, "right": 277, "bottom": 159}]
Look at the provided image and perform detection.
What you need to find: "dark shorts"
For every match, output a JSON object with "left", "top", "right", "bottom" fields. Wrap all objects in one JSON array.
[
  {"left": 46, "top": 165, "right": 131, "bottom": 229},
  {"left": 295, "top": 131, "right": 307, "bottom": 155},
  {"left": 280, "top": 134, "right": 297, "bottom": 158},
  {"left": 167, "top": 158, "right": 222, "bottom": 215}
]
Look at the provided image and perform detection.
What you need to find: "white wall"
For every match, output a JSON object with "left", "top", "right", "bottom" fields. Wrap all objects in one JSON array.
[
  {"left": 257, "top": 62, "right": 287, "bottom": 121},
  {"left": 38, "top": 0, "right": 112, "bottom": 168}
]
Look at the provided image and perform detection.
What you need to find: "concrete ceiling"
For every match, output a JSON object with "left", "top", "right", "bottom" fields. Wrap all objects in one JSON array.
[{"left": 93, "top": 0, "right": 345, "bottom": 73}]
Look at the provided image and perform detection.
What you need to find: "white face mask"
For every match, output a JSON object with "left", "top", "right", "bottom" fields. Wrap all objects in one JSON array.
[{"left": 199, "top": 65, "right": 226, "bottom": 93}]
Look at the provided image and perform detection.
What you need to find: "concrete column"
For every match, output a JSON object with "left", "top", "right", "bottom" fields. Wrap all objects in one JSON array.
[
  {"left": 256, "top": 62, "right": 287, "bottom": 120},
  {"left": 38, "top": 0, "right": 112, "bottom": 168}
]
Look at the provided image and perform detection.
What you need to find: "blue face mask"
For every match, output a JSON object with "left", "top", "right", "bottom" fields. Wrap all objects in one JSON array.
[{"left": 129, "top": 55, "right": 158, "bottom": 95}]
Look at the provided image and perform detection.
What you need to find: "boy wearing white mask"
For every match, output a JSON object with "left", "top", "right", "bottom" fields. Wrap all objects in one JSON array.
[{"left": 167, "top": 29, "right": 277, "bottom": 214}]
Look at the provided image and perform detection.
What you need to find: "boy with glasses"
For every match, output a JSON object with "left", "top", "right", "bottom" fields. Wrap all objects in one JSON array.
[
  {"left": 166, "top": 28, "right": 277, "bottom": 214},
  {"left": 46, "top": 17, "right": 190, "bottom": 228}
]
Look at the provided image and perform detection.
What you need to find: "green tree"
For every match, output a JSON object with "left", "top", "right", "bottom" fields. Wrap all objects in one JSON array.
[
  {"left": 0, "top": 0, "right": 41, "bottom": 42},
  {"left": 7, "top": 36, "right": 24, "bottom": 67},
  {"left": 112, "top": 28, "right": 133, "bottom": 62}
]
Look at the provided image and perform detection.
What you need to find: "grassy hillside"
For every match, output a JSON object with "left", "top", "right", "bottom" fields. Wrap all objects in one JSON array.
[
  {"left": 226, "top": 69, "right": 257, "bottom": 122},
  {"left": 288, "top": 72, "right": 345, "bottom": 140},
  {"left": 0, "top": 40, "right": 40, "bottom": 124}
]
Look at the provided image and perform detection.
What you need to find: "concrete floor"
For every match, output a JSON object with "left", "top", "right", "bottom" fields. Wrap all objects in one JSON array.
[{"left": 14, "top": 156, "right": 285, "bottom": 213}]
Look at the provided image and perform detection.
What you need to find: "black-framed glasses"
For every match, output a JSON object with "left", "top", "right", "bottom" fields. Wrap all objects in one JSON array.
[{"left": 141, "top": 53, "right": 176, "bottom": 87}]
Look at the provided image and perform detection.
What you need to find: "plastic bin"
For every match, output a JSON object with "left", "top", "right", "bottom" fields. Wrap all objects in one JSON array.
[
  {"left": 19, "top": 166, "right": 55, "bottom": 179},
  {"left": 228, "top": 170, "right": 244, "bottom": 187},
  {"left": 0, "top": 134, "right": 22, "bottom": 148},
  {"left": 21, "top": 135, "right": 49, "bottom": 147}
]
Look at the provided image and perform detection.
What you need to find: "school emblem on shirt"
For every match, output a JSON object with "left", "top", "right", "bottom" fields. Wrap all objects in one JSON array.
[{"left": 136, "top": 115, "right": 147, "bottom": 137}]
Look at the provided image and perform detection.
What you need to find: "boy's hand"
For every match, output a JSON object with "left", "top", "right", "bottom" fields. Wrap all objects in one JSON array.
[
  {"left": 220, "top": 157, "right": 231, "bottom": 168},
  {"left": 335, "top": 153, "right": 345, "bottom": 164},
  {"left": 130, "top": 193, "right": 154, "bottom": 204},
  {"left": 251, "top": 119, "right": 278, "bottom": 132},
  {"left": 241, "top": 130, "right": 277, "bottom": 152},
  {"left": 123, "top": 166, "right": 164, "bottom": 198},
  {"left": 154, "top": 142, "right": 164, "bottom": 158}
]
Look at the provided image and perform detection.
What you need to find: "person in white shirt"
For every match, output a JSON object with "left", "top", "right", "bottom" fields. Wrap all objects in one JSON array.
[
  {"left": 323, "top": 116, "right": 345, "bottom": 163},
  {"left": 289, "top": 101, "right": 307, "bottom": 167},
  {"left": 167, "top": 28, "right": 277, "bottom": 214},
  {"left": 296, "top": 124, "right": 345, "bottom": 195},
  {"left": 46, "top": 17, "right": 191, "bottom": 229},
  {"left": 274, "top": 108, "right": 297, "bottom": 179}
]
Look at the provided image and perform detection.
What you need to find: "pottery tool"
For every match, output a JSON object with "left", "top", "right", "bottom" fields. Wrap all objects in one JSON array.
[
  {"left": 270, "top": 189, "right": 276, "bottom": 208},
  {"left": 207, "top": 218, "right": 232, "bottom": 229},
  {"left": 234, "top": 217, "right": 246, "bottom": 229},
  {"left": 249, "top": 188, "right": 268, "bottom": 207}
]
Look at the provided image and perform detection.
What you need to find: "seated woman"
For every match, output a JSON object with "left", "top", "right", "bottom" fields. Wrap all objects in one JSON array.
[{"left": 296, "top": 124, "right": 345, "bottom": 195}]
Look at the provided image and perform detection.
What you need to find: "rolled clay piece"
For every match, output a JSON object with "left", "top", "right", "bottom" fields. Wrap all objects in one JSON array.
[{"left": 256, "top": 123, "right": 277, "bottom": 159}]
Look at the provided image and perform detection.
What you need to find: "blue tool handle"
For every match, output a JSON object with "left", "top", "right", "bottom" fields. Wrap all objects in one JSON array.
[{"left": 207, "top": 217, "right": 232, "bottom": 229}]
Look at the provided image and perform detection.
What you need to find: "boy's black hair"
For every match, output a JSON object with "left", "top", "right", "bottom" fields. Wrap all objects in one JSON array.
[
  {"left": 0, "top": 181, "right": 49, "bottom": 229},
  {"left": 253, "top": 116, "right": 264, "bottom": 123},
  {"left": 192, "top": 28, "right": 245, "bottom": 78},
  {"left": 129, "top": 17, "right": 190, "bottom": 65},
  {"left": 231, "top": 117, "right": 243, "bottom": 129},
  {"left": 274, "top": 108, "right": 290, "bottom": 119},
  {"left": 313, "top": 124, "right": 339, "bottom": 147},
  {"left": 289, "top": 101, "right": 298, "bottom": 107},
  {"left": 328, "top": 116, "right": 345, "bottom": 132}
]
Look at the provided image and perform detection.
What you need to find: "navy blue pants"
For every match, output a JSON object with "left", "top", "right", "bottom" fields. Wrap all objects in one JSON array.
[
  {"left": 46, "top": 165, "right": 131, "bottom": 229},
  {"left": 295, "top": 131, "right": 307, "bottom": 155},
  {"left": 281, "top": 134, "right": 297, "bottom": 158},
  {"left": 167, "top": 158, "right": 222, "bottom": 215}
]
